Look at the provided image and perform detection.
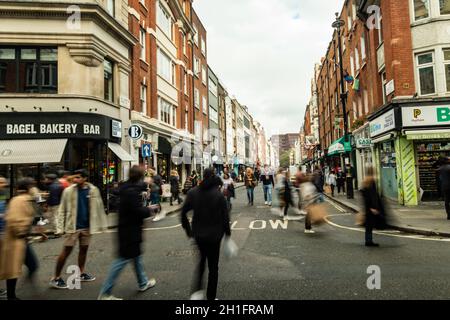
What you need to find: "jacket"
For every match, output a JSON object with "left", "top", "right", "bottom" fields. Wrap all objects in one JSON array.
[
  {"left": 361, "top": 179, "right": 386, "bottom": 229},
  {"left": 56, "top": 183, "right": 107, "bottom": 235},
  {"left": 244, "top": 174, "right": 257, "bottom": 188},
  {"left": 181, "top": 179, "right": 231, "bottom": 241},
  {"left": 169, "top": 175, "right": 180, "bottom": 194},
  {"left": 47, "top": 180, "right": 63, "bottom": 206},
  {"left": 260, "top": 172, "right": 275, "bottom": 186},
  {"left": 117, "top": 181, "right": 151, "bottom": 259},
  {"left": 0, "top": 194, "right": 35, "bottom": 280},
  {"left": 313, "top": 170, "right": 324, "bottom": 193}
]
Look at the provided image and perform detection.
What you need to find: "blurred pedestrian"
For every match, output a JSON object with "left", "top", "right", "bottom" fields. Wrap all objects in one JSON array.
[
  {"left": 150, "top": 169, "right": 162, "bottom": 206},
  {"left": 221, "top": 173, "right": 235, "bottom": 211},
  {"left": 361, "top": 167, "right": 385, "bottom": 247},
  {"left": 438, "top": 157, "right": 450, "bottom": 220},
  {"left": 0, "top": 178, "right": 39, "bottom": 300},
  {"left": 260, "top": 165, "right": 275, "bottom": 206},
  {"left": 346, "top": 164, "right": 355, "bottom": 199},
  {"left": 98, "top": 166, "right": 158, "bottom": 300},
  {"left": 0, "top": 177, "right": 8, "bottom": 297},
  {"left": 50, "top": 169, "right": 108, "bottom": 289},
  {"left": 299, "top": 174, "right": 318, "bottom": 234},
  {"left": 337, "top": 168, "right": 345, "bottom": 195},
  {"left": 313, "top": 165, "right": 324, "bottom": 203},
  {"left": 183, "top": 176, "right": 194, "bottom": 194},
  {"left": 46, "top": 174, "right": 63, "bottom": 233},
  {"left": 244, "top": 168, "right": 257, "bottom": 206},
  {"left": 190, "top": 171, "right": 199, "bottom": 187},
  {"left": 58, "top": 170, "right": 71, "bottom": 189},
  {"left": 279, "top": 171, "right": 294, "bottom": 221},
  {"left": 327, "top": 170, "right": 337, "bottom": 197},
  {"left": 169, "top": 170, "right": 182, "bottom": 206},
  {"left": 181, "top": 168, "right": 231, "bottom": 300}
]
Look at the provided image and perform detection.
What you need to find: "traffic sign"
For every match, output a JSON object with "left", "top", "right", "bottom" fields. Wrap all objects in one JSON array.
[
  {"left": 142, "top": 143, "right": 152, "bottom": 158},
  {"left": 128, "top": 124, "right": 143, "bottom": 140}
]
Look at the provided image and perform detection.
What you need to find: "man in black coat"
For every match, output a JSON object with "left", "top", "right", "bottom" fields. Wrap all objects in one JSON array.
[
  {"left": 439, "top": 157, "right": 450, "bottom": 219},
  {"left": 98, "top": 166, "right": 159, "bottom": 300},
  {"left": 181, "top": 168, "right": 231, "bottom": 300}
]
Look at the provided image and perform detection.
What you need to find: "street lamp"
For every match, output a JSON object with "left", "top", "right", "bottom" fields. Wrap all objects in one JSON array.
[{"left": 332, "top": 12, "right": 354, "bottom": 199}]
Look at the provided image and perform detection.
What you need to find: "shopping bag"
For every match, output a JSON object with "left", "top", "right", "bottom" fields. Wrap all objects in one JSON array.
[
  {"left": 355, "top": 211, "right": 365, "bottom": 226},
  {"left": 307, "top": 203, "right": 328, "bottom": 225},
  {"left": 324, "top": 185, "right": 332, "bottom": 195},
  {"left": 222, "top": 237, "right": 238, "bottom": 259}
]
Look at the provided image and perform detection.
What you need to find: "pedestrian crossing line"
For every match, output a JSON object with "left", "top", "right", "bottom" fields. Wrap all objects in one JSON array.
[{"left": 324, "top": 217, "right": 450, "bottom": 242}]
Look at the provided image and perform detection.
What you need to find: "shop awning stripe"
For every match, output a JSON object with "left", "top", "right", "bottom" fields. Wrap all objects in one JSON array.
[{"left": 0, "top": 139, "right": 67, "bottom": 164}]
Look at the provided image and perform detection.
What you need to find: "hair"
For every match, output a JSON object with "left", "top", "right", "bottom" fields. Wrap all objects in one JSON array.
[
  {"left": 58, "top": 170, "right": 70, "bottom": 178},
  {"left": 74, "top": 169, "right": 88, "bottom": 178},
  {"left": 246, "top": 167, "right": 253, "bottom": 175},
  {"left": 129, "top": 165, "right": 145, "bottom": 183},
  {"left": 223, "top": 173, "right": 230, "bottom": 179},
  {"left": 17, "top": 177, "right": 35, "bottom": 193},
  {"left": 192, "top": 170, "right": 197, "bottom": 175}
]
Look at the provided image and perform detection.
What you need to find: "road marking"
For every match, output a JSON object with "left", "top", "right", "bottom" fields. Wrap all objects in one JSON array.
[{"left": 325, "top": 199, "right": 348, "bottom": 213}]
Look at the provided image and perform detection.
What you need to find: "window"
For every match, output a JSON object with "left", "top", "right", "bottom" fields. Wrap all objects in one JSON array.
[
  {"left": 0, "top": 47, "right": 58, "bottom": 94},
  {"left": 171, "top": 62, "right": 176, "bottom": 87},
  {"left": 104, "top": 59, "right": 114, "bottom": 102},
  {"left": 444, "top": 49, "right": 450, "bottom": 92},
  {"left": 358, "top": 97, "right": 363, "bottom": 118},
  {"left": 185, "top": 111, "right": 189, "bottom": 130},
  {"left": 381, "top": 71, "right": 387, "bottom": 104},
  {"left": 158, "top": 97, "right": 176, "bottom": 126},
  {"left": 194, "top": 56, "right": 200, "bottom": 76},
  {"left": 181, "top": 33, "right": 186, "bottom": 55},
  {"left": 194, "top": 88, "right": 200, "bottom": 109},
  {"left": 202, "top": 66, "right": 207, "bottom": 85},
  {"left": 364, "top": 89, "right": 369, "bottom": 114},
  {"left": 193, "top": 25, "right": 199, "bottom": 46},
  {"left": 355, "top": 47, "right": 360, "bottom": 71},
  {"left": 350, "top": 54, "right": 355, "bottom": 76},
  {"left": 441, "top": 0, "right": 450, "bottom": 14},
  {"left": 209, "top": 107, "right": 218, "bottom": 124},
  {"left": 184, "top": 71, "right": 188, "bottom": 95},
  {"left": 209, "top": 79, "right": 217, "bottom": 97},
  {"left": 157, "top": 3, "right": 172, "bottom": 39},
  {"left": 361, "top": 35, "right": 366, "bottom": 61},
  {"left": 141, "top": 84, "right": 147, "bottom": 115},
  {"left": 195, "top": 121, "right": 202, "bottom": 141},
  {"left": 414, "top": 0, "right": 430, "bottom": 21},
  {"left": 140, "top": 28, "right": 146, "bottom": 61},
  {"left": 106, "top": 0, "right": 115, "bottom": 16},
  {"left": 342, "top": 36, "right": 346, "bottom": 52},
  {"left": 157, "top": 48, "right": 173, "bottom": 84},
  {"left": 202, "top": 96, "right": 207, "bottom": 114},
  {"left": 201, "top": 38, "right": 206, "bottom": 56},
  {"left": 416, "top": 52, "right": 435, "bottom": 95}
]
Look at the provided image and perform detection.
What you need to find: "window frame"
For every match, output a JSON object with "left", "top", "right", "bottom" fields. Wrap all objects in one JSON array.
[
  {"left": 140, "top": 84, "right": 147, "bottom": 115},
  {"left": 140, "top": 28, "right": 147, "bottom": 62},
  {"left": 104, "top": 58, "right": 114, "bottom": 102},
  {"left": 416, "top": 51, "right": 436, "bottom": 96},
  {"left": 444, "top": 49, "right": 450, "bottom": 92},
  {"left": 413, "top": 0, "right": 430, "bottom": 21},
  {"left": 441, "top": 0, "right": 450, "bottom": 15},
  {"left": 157, "top": 2, "right": 173, "bottom": 40}
]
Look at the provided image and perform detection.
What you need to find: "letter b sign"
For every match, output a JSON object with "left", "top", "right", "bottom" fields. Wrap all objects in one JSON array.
[{"left": 128, "top": 125, "right": 143, "bottom": 140}]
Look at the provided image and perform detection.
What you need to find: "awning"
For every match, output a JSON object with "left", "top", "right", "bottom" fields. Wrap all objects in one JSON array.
[
  {"left": 158, "top": 136, "right": 172, "bottom": 154},
  {"left": 108, "top": 142, "right": 135, "bottom": 162},
  {"left": 327, "top": 135, "right": 352, "bottom": 156},
  {"left": 0, "top": 139, "right": 67, "bottom": 164},
  {"left": 405, "top": 129, "right": 450, "bottom": 140}
]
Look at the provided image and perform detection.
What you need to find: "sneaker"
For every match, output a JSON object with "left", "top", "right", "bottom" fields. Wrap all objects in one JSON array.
[
  {"left": 265, "top": 201, "right": 268, "bottom": 205},
  {"left": 304, "top": 229, "right": 315, "bottom": 234},
  {"left": 80, "top": 273, "right": 96, "bottom": 282},
  {"left": 283, "top": 216, "right": 288, "bottom": 221},
  {"left": 98, "top": 294, "right": 123, "bottom": 300},
  {"left": 0, "top": 288, "right": 6, "bottom": 297},
  {"left": 365, "top": 242, "right": 379, "bottom": 247},
  {"left": 138, "top": 278, "right": 156, "bottom": 292},
  {"left": 50, "top": 277, "right": 68, "bottom": 289},
  {"left": 190, "top": 290, "right": 205, "bottom": 300},
  {"left": 268, "top": 202, "right": 272, "bottom": 206}
]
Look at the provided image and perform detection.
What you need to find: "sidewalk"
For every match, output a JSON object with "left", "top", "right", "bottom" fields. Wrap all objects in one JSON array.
[
  {"left": 31, "top": 182, "right": 246, "bottom": 238},
  {"left": 325, "top": 190, "right": 450, "bottom": 237}
]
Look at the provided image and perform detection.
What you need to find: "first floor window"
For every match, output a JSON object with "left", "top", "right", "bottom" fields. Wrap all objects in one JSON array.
[
  {"left": 185, "top": 111, "right": 189, "bottom": 130},
  {"left": 184, "top": 72, "right": 188, "bottom": 95},
  {"left": 157, "top": 48, "right": 172, "bottom": 83},
  {"left": 416, "top": 52, "right": 435, "bottom": 95},
  {"left": 159, "top": 97, "right": 176, "bottom": 126},
  {"left": 104, "top": 59, "right": 114, "bottom": 102}
]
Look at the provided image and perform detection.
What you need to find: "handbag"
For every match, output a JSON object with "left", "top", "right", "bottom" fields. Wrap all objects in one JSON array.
[
  {"left": 355, "top": 211, "right": 365, "bottom": 226},
  {"left": 222, "top": 236, "right": 238, "bottom": 259},
  {"left": 307, "top": 203, "right": 328, "bottom": 225}
]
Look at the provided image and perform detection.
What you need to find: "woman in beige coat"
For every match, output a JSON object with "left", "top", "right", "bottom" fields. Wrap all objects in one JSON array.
[{"left": 0, "top": 178, "right": 39, "bottom": 300}]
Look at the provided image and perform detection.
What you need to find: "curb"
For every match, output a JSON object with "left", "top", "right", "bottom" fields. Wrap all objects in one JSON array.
[{"left": 324, "top": 194, "right": 450, "bottom": 238}]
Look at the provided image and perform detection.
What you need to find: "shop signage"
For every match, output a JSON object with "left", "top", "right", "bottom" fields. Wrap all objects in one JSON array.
[
  {"left": 402, "top": 106, "right": 450, "bottom": 127},
  {"left": 0, "top": 112, "right": 120, "bottom": 141},
  {"left": 406, "top": 132, "right": 450, "bottom": 140},
  {"left": 356, "top": 138, "right": 372, "bottom": 148},
  {"left": 370, "top": 109, "right": 396, "bottom": 138},
  {"left": 128, "top": 125, "right": 143, "bottom": 140}
]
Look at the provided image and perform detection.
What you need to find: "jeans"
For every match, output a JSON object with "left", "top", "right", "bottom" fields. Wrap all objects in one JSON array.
[
  {"left": 246, "top": 187, "right": 254, "bottom": 204},
  {"left": 263, "top": 184, "right": 273, "bottom": 203},
  {"left": 99, "top": 255, "right": 149, "bottom": 296},
  {"left": 193, "top": 237, "right": 221, "bottom": 300}
]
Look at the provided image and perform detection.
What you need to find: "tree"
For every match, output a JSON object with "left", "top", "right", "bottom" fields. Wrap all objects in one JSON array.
[{"left": 279, "top": 150, "right": 291, "bottom": 168}]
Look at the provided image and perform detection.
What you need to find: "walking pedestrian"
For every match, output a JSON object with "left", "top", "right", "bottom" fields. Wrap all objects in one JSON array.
[
  {"left": 327, "top": 170, "right": 337, "bottom": 197},
  {"left": 169, "top": 170, "right": 182, "bottom": 206},
  {"left": 312, "top": 165, "right": 324, "bottom": 203},
  {"left": 221, "top": 173, "right": 235, "bottom": 211},
  {"left": 361, "top": 167, "right": 385, "bottom": 247},
  {"left": 46, "top": 174, "right": 63, "bottom": 233},
  {"left": 190, "top": 171, "right": 199, "bottom": 187},
  {"left": 345, "top": 164, "right": 355, "bottom": 199},
  {"left": 299, "top": 174, "right": 318, "bottom": 234},
  {"left": 149, "top": 169, "right": 162, "bottom": 206},
  {"left": 183, "top": 176, "right": 194, "bottom": 194},
  {"left": 0, "top": 178, "right": 39, "bottom": 300},
  {"left": 244, "top": 168, "right": 257, "bottom": 206},
  {"left": 98, "top": 166, "right": 158, "bottom": 300},
  {"left": 438, "top": 157, "right": 450, "bottom": 220},
  {"left": 279, "top": 171, "right": 294, "bottom": 221},
  {"left": 181, "top": 168, "right": 231, "bottom": 300},
  {"left": 0, "top": 176, "right": 8, "bottom": 297},
  {"left": 50, "top": 169, "right": 108, "bottom": 289},
  {"left": 337, "top": 168, "right": 345, "bottom": 195},
  {"left": 260, "top": 165, "right": 275, "bottom": 206}
]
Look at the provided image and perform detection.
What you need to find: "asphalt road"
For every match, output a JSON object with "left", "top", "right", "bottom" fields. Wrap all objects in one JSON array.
[{"left": 8, "top": 186, "right": 450, "bottom": 300}]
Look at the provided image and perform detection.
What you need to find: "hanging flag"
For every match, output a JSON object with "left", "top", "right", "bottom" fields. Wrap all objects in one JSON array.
[{"left": 353, "top": 78, "right": 360, "bottom": 91}]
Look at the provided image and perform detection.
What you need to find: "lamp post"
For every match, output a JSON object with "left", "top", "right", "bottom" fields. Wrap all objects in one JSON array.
[{"left": 332, "top": 12, "right": 353, "bottom": 199}]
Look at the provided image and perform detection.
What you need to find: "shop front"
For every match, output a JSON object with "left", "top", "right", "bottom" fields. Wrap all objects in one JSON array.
[
  {"left": 327, "top": 135, "right": 352, "bottom": 172},
  {"left": 353, "top": 124, "right": 373, "bottom": 189},
  {"left": 0, "top": 112, "right": 133, "bottom": 206}
]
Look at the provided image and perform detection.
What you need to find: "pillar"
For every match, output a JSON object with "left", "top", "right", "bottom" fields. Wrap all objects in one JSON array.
[{"left": 395, "top": 136, "right": 418, "bottom": 206}]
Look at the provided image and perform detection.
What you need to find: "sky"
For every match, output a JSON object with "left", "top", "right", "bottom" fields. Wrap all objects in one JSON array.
[{"left": 193, "top": 0, "right": 346, "bottom": 139}]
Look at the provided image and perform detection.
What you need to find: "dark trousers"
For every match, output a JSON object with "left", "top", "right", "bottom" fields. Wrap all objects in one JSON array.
[
  {"left": 346, "top": 178, "right": 354, "bottom": 199},
  {"left": 226, "top": 196, "right": 232, "bottom": 211},
  {"left": 283, "top": 203, "right": 289, "bottom": 217},
  {"left": 7, "top": 244, "right": 38, "bottom": 299},
  {"left": 444, "top": 190, "right": 450, "bottom": 218},
  {"left": 305, "top": 212, "right": 312, "bottom": 230},
  {"left": 365, "top": 221, "right": 373, "bottom": 244},
  {"left": 337, "top": 182, "right": 345, "bottom": 194},
  {"left": 170, "top": 191, "right": 181, "bottom": 205},
  {"left": 331, "top": 185, "right": 335, "bottom": 197},
  {"left": 193, "top": 238, "right": 221, "bottom": 300}
]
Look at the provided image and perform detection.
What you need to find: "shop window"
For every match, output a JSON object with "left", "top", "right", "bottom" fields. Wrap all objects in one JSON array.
[
  {"left": 441, "top": 0, "right": 450, "bottom": 14},
  {"left": 0, "top": 47, "right": 57, "bottom": 93},
  {"left": 416, "top": 52, "right": 435, "bottom": 95},
  {"left": 414, "top": 0, "right": 430, "bottom": 21},
  {"left": 104, "top": 59, "right": 114, "bottom": 102}
]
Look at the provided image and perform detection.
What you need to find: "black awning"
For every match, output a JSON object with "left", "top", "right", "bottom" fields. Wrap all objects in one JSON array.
[{"left": 158, "top": 136, "right": 172, "bottom": 155}]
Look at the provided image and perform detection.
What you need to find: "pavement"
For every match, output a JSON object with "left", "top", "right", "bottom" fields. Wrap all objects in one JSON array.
[
  {"left": 324, "top": 190, "right": 450, "bottom": 237},
  {"left": 9, "top": 184, "right": 450, "bottom": 300}
]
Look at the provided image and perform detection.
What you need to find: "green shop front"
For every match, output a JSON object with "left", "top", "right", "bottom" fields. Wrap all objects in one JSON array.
[
  {"left": 327, "top": 135, "right": 353, "bottom": 170},
  {"left": 369, "top": 101, "right": 450, "bottom": 206}
]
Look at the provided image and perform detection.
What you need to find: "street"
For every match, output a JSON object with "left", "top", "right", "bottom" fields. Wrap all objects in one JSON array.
[{"left": 11, "top": 186, "right": 450, "bottom": 300}]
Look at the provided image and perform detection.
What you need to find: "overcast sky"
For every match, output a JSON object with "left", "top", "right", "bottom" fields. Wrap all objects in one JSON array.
[{"left": 194, "top": 0, "right": 345, "bottom": 139}]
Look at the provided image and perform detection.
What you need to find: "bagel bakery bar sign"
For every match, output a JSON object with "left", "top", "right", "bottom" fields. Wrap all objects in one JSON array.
[{"left": 0, "top": 112, "right": 120, "bottom": 140}]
